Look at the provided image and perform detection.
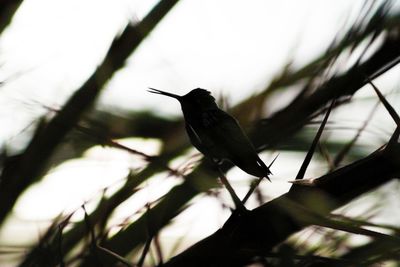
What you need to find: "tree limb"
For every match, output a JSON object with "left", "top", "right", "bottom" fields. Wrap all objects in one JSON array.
[{"left": 163, "top": 142, "right": 400, "bottom": 267}]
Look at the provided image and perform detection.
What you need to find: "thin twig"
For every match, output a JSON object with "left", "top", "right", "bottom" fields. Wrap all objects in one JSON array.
[
  {"left": 137, "top": 203, "right": 154, "bottom": 267},
  {"left": 154, "top": 234, "right": 164, "bottom": 266},
  {"left": 333, "top": 100, "right": 379, "bottom": 168},
  {"left": 75, "top": 124, "right": 184, "bottom": 177},
  {"left": 83, "top": 205, "right": 134, "bottom": 267},
  {"left": 367, "top": 77, "right": 400, "bottom": 126},
  {"left": 318, "top": 142, "right": 334, "bottom": 170},
  {"left": 58, "top": 225, "right": 65, "bottom": 267},
  {"left": 96, "top": 245, "right": 134, "bottom": 267},
  {"left": 295, "top": 99, "right": 336, "bottom": 181},
  {"left": 83, "top": 205, "right": 101, "bottom": 266},
  {"left": 367, "top": 77, "right": 400, "bottom": 147},
  {"left": 241, "top": 154, "right": 279, "bottom": 204},
  {"left": 75, "top": 125, "right": 153, "bottom": 160}
]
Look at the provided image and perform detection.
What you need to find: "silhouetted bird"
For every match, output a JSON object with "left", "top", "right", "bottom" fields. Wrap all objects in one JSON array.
[{"left": 148, "top": 88, "right": 271, "bottom": 181}]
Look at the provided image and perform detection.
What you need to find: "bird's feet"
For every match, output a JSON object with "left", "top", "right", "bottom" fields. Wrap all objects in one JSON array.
[{"left": 218, "top": 174, "right": 248, "bottom": 213}]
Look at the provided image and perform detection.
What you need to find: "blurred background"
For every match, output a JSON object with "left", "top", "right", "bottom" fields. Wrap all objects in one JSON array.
[{"left": 0, "top": 0, "right": 400, "bottom": 266}]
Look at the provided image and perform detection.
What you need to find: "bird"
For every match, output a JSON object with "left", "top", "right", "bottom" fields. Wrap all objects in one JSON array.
[{"left": 147, "top": 88, "right": 271, "bottom": 181}]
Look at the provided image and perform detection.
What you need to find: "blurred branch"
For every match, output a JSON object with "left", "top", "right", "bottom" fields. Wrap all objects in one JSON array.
[
  {"left": 28, "top": 109, "right": 183, "bottom": 170},
  {"left": 341, "top": 239, "right": 400, "bottom": 266},
  {"left": 80, "top": 164, "right": 217, "bottom": 266},
  {"left": 232, "top": 2, "right": 399, "bottom": 124},
  {"left": 306, "top": 231, "right": 400, "bottom": 267},
  {"left": 137, "top": 204, "right": 154, "bottom": 267},
  {"left": 87, "top": 110, "right": 183, "bottom": 140},
  {"left": 18, "top": 150, "right": 184, "bottom": 267},
  {"left": 0, "top": 0, "right": 180, "bottom": 225},
  {"left": 76, "top": 125, "right": 154, "bottom": 160},
  {"left": 253, "top": 26, "right": 400, "bottom": 151},
  {"left": 0, "top": 0, "right": 23, "bottom": 34},
  {"left": 82, "top": 205, "right": 134, "bottom": 267},
  {"left": 17, "top": 212, "right": 73, "bottom": 267}
]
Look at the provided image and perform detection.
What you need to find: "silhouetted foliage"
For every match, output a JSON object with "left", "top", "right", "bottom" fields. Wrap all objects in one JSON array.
[{"left": 0, "top": 1, "right": 399, "bottom": 267}]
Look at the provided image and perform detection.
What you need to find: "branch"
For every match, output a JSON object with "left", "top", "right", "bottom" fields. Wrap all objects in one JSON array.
[
  {"left": 0, "top": 0, "right": 180, "bottom": 226},
  {"left": 97, "top": 27, "right": 400, "bottom": 266},
  {"left": 0, "top": 0, "right": 23, "bottom": 35},
  {"left": 252, "top": 31, "right": 400, "bottom": 151},
  {"left": 163, "top": 142, "right": 400, "bottom": 267}
]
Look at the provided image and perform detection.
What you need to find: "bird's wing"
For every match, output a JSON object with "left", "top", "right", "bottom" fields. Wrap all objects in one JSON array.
[
  {"left": 200, "top": 110, "right": 271, "bottom": 177},
  {"left": 201, "top": 110, "right": 220, "bottom": 127},
  {"left": 204, "top": 110, "right": 256, "bottom": 154},
  {"left": 185, "top": 110, "right": 232, "bottom": 159},
  {"left": 185, "top": 123, "right": 203, "bottom": 149}
]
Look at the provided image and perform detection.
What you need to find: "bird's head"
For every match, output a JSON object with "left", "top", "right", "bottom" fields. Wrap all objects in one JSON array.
[
  {"left": 147, "top": 88, "right": 217, "bottom": 110},
  {"left": 182, "top": 88, "right": 216, "bottom": 106}
]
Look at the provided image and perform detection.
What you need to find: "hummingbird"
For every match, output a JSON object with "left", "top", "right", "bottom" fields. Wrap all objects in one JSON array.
[{"left": 147, "top": 88, "right": 271, "bottom": 181}]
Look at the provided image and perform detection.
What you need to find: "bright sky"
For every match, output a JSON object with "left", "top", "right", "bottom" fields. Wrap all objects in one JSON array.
[{"left": 0, "top": 0, "right": 399, "bottom": 259}]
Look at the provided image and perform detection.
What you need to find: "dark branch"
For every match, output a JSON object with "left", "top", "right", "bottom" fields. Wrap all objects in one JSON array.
[{"left": 163, "top": 142, "right": 400, "bottom": 267}]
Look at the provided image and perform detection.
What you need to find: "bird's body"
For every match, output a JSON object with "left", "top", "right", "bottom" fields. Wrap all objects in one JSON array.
[{"left": 148, "top": 88, "right": 271, "bottom": 180}]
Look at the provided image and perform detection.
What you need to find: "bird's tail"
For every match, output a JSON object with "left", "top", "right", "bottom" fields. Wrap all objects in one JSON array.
[{"left": 256, "top": 157, "right": 271, "bottom": 182}]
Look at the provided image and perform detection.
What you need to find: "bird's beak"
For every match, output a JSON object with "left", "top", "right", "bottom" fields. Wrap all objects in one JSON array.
[{"left": 147, "top": 88, "right": 181, "bottom": 100}]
